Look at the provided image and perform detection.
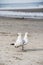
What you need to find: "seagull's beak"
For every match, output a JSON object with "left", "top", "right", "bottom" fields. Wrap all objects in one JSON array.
[{"left": 10, "top": 43, "right": 15, "bottom": 45}]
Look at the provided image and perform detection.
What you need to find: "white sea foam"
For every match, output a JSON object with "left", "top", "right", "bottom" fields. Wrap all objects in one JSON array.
[{"left": 0, "top": 11, "right": 43, "bottom": 19}]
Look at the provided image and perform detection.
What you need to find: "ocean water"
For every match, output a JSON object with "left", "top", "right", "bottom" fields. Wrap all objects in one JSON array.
[
  {"left": 0, "top": 2, "right": 43, "bottom": 9},
  {"left": 0, "top": 2, "right": 43, "bottom": 19}
]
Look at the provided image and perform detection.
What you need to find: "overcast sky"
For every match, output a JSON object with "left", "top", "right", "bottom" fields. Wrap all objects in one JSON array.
[{"left": 0, "top": 0, "right": 43, "bottom": 3}]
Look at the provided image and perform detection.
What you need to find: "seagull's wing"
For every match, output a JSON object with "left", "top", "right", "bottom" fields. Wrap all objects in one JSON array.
[{"left": 14, "top": 33, "right": 23, "bottom": 47}]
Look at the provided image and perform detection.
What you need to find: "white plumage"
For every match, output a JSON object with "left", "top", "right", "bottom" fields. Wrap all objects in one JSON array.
[
  {"left": 14, "top": 33, "right": 23, "bottom": 48},
  {"left": 14, "top": 32, "right": 28, "bottom": 51},
  {"left": 23, "top": 32, "right": 28, "bottom": 45}
]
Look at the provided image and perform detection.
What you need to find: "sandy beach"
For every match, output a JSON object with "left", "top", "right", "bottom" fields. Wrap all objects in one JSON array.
[{"left": 0, "top": 17, "right": 43, "bottom": 65}]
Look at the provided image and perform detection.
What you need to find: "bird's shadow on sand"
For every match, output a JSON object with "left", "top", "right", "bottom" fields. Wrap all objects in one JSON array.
[
  {"left": 20, "top": 48, "right": 43, "bottom": 52},
  {"left": 24, "top": 48, "right": 43, "bottom": 52}
]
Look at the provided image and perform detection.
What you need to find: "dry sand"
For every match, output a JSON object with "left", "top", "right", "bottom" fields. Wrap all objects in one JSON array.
[{"left": 0, "top": 17, "right": 43, "bottom": 65}]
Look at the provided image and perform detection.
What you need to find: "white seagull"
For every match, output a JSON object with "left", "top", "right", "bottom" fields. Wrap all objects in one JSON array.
[{"left": 11, "top": 32, "right": 29, "bottom": 51}]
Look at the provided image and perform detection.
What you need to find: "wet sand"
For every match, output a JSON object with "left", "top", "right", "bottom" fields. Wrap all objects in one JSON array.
[{"left": 0, "top": 17, "right": 43, "bottom": 65}]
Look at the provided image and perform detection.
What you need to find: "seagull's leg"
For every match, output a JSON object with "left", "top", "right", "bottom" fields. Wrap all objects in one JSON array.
[{"left": 22, "top": 44, "right": 24, "bottom": 51}]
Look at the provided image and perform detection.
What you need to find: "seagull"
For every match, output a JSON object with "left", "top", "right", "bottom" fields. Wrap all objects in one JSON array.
[{"left": 10, "top": 32, "right": 29, "bottom": 51}]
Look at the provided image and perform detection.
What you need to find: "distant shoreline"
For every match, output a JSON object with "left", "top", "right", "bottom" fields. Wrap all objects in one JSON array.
[
  {"left": 0, "top": 8, "right": 43, "bottom": 19},
  {"left": 0, "top": 16, "right": 43, "bottom": 20}
]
